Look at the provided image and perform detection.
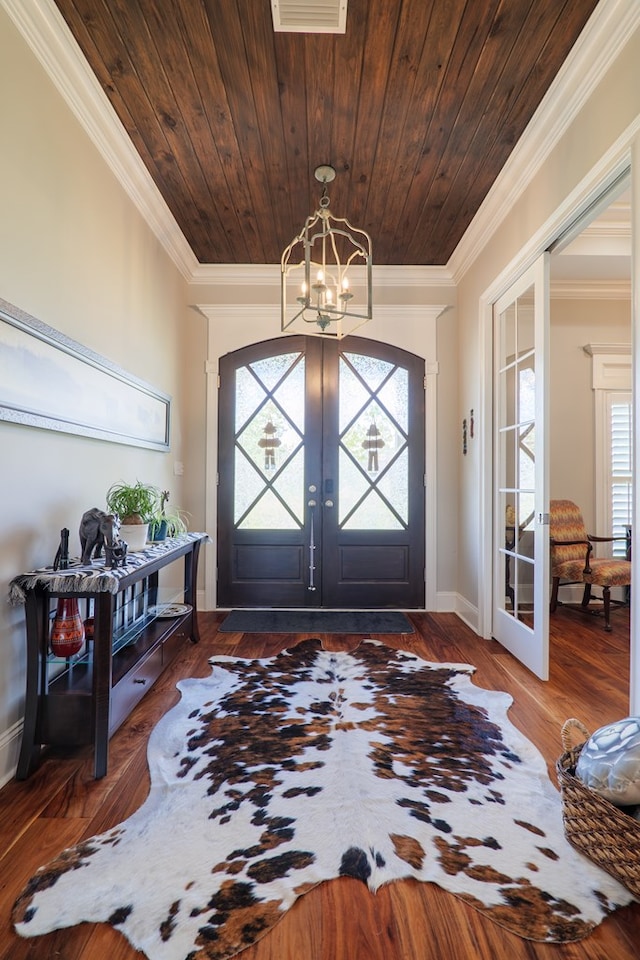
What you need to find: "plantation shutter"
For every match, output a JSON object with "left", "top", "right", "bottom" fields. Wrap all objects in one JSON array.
[{"left": 610, "top": 395, "right": 632, "bottom": 557}]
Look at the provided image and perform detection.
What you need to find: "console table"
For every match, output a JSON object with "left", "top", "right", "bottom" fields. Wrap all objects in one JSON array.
[{"left": 10, "top": 533, "right": 208, "bottom": 780}]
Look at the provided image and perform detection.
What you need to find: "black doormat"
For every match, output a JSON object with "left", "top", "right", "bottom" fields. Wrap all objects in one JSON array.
[{"left": 219, "top": 609, "right": 415, "bottom": 635}]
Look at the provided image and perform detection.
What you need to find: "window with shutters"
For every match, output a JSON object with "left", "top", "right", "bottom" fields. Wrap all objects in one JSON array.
[
  {"left": 586, "top": 344, "right": 632, "bottom": 559},
  {"left": 607, "top": 393, "right": 632, "bottom": 557}
]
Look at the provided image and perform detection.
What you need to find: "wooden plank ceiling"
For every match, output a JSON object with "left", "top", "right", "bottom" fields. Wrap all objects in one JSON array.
[{"left": 52, "top": 0, "right": 600, "bottom": 266}]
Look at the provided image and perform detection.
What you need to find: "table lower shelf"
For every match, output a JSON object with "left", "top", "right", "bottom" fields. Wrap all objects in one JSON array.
[{"left": 22, "top": 611, "right": 192, "bottom": 770}]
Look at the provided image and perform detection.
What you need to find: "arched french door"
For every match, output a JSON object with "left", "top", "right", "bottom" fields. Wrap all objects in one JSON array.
[{"left": 217, "top": 335, "right": 425, "bottom": 608}]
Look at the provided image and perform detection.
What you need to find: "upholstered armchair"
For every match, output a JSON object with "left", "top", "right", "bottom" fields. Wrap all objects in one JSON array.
[{"left": 549, "top": 499, "right": 631, "bottom": 632}]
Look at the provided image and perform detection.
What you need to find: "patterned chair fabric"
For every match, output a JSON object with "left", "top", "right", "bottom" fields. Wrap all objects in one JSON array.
[{"left": 549, "top": 499, "right": 631, "bottom": 631}]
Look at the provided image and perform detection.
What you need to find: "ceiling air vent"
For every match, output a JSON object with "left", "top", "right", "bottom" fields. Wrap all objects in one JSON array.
[{"left": 270, "top": 0, "right": 347, "bottom": 34}]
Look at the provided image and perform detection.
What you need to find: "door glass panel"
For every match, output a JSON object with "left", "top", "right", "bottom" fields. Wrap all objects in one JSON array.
[
  {"left": 249, "top": 353, "right": 300, "bottom": 391},
  {"left": 235, "top": 366, "right": 266, "bottom": 432},
  {"left": 237, "top": 399, "right": 302, "bottom": 474},
  {"left": 272, "top": 358, "right": 305, "bottom": 431},
  {"left": 377, "top": 449, "right": 409, "bottom": 523},
  {"left": 497, "top": 281, "right": 537, "bottom": 627},
  {"left": 273, "top": 450, "right": 305, "bottom": 523},
  {"left": 518, "top": 365, "right": 535, "bottom": 422},
  {"left": 516, "top": 291, "right": 535, "bottom": 358},
  {"left": 518, "top": 423, "right": 535, "bottom": 489},
  {"left": 377, "top": 368, "right": 409, "bottom": 432},
  {"left": 233, "top": 355, "right": 305, "bottom": 531},
  {"left": 342, "top": 401, "right": 404, "bottom": 474},
  {"left": 234, "top": 450, "right": 267, "bottom": 522},
  {"left": 343, "top": 489, "right": 403, "bottom": 530},
  {"left": 338, "top": 353, "right": 409, "bottom": 532},
  {"left": 339, "top": 359, "right": 371, "bottom": 431},
  {"left": 343, "top": 353, "right": 394, "bottom": 391},
  {"left": 500, "top": 303, "right": 516, "bottom": 366},
  {"left": 240, "top": 489, "right": 300, "bottom": 530},
  {"left": 338, "top": 449, "right": 369, "bottom": 522}
]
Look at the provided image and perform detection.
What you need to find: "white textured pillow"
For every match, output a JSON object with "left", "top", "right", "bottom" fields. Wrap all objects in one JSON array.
[{"left": 576, "top": 717, "right": 640, "bottom": 805}]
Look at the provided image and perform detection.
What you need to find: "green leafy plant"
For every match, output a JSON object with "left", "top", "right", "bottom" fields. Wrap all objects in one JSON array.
[
  {"left": 105, "top": 480, "right": 161, "bottom": 525},
  {"left": 149, "top": 489, "right": 189, "bottom": 539}
]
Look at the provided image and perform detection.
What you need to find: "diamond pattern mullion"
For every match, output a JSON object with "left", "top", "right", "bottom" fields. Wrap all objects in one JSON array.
[
  {"left": 338, "top": 440, "right": 408, "bottom": 529},
  {"left": 233, "top": 440, "right": 304, "bottom": 529},
  {"left": 249, "top": 351, "right": 303, "bottom": 395},
  {"left": 342, "top": 357, "right": 408, "bottom": 441},
  {"left": 338, "top": 485, "right": 370, "bottom": 529},
  {"left": 342, "top": 354, "right": 398, "bottom": 401},
  {"left": 368, "top": 441, "right": 407, "bottom": 483},
  {"left": 235, "top": 393, "right": 270, "bottom": 443},
  {"left": 233, "top": 443, "right": 268, "bottom": 528}
]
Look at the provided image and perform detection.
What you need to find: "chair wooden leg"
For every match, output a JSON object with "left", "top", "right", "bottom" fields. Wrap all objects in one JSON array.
[
  {"left": 581, "top": 583, "right": 592, "bottom": 608},
  {"left": 603, "top": 586, "right": 612, "bottom": 632},
  {"left": 550, "top": 577, "right": 559, "bottom": 612}
]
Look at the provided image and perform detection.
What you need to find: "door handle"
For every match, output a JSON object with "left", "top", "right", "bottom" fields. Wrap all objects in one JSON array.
[{"left": 324, "top": 499, "right": 334, "bottom": 508}]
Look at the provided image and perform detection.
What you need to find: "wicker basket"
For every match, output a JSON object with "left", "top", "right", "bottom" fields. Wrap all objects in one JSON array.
[{"left": 557, "top": 718, "right": 640, "bottom": 898}]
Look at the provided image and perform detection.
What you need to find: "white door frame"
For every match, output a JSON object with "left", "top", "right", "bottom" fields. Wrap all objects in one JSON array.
[
  {"left": 490, "top": 256, "right": 550, "bottom": 680},
  {"left": 478, "top": 149, "right": 639, "bottom": 705}
]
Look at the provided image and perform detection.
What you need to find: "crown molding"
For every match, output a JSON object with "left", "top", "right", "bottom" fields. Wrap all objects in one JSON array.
[
  {"left": 189, "top": 262, "right": 455, "bottom": 288},
  {"left": 448, "top": 0, "right": 640, "bottom": 284},
  {"left": 195, "top": 303, "right": 449, "bottom": 324},
  {"left": 551, "top": 280, "right": 631, "bottom": 300},
  {"left": 1, "top": 0, "right": 199, "bottom": 282},
  {"left": 583, "top": 342, "right": 631, "bottom": 355}
]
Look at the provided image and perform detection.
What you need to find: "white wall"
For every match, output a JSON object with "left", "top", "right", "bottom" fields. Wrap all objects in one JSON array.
[
  {"left": 550, "top": 297, "right": 631, "bottom": 525},
  {"left": 0, "top": 8, "right": 197, "bottom": 784}
]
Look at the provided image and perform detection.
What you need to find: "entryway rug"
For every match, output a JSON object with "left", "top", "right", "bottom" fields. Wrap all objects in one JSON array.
[
  {"left": 219, "top": 608, "right": 414, "bottom": 634},
  {"left": 14, "top": 640, "right": 635, "bottom": 960}
]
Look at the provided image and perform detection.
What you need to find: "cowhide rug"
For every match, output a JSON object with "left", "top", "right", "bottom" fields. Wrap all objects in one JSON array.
[{"left": 13, "top": 640, "right": 635, "bottom": 959}]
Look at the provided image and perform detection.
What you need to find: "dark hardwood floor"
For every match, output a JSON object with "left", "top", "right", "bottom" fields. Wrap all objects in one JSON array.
[{"left": 0, "top": 608, "right": 637, "bottom": 960}]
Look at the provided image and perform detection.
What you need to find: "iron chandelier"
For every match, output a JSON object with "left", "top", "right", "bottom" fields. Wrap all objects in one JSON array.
[{"left": 281, "top": 165, "right": 373, "bottom": 339}]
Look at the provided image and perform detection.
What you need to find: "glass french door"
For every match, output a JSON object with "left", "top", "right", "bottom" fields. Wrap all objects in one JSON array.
[
  {"left": 217, "top": 336, "right": 425, "bottom": 608},
  {"left": 492, "top": 256, "right": 550, "bottom": 679}
]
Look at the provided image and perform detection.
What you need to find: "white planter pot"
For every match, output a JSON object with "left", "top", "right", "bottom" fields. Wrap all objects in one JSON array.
[{"left": 119, "top": 523, "right": 149, "bottom": 552}]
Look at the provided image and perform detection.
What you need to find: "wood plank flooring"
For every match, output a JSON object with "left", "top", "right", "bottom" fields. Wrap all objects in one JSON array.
[{"left": 0, "top": 608, "right": 638, "bottom": 960}]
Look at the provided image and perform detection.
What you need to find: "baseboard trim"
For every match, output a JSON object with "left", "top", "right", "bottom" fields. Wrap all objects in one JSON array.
[{"left": 0, "top": 719, "right": 23, "bottom": 789}]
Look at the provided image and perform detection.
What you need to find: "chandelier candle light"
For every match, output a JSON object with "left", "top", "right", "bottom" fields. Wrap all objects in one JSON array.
[{"left": 281, "top": 165, "right": 373, "bottom": 338}]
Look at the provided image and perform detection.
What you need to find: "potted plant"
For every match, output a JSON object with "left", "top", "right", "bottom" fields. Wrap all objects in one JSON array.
[
  {"left": 105, "top": 480, "right": 160, "bottom": 551},
  {"left": 149, "top": 490, "right": 189, "bottom": 541}
]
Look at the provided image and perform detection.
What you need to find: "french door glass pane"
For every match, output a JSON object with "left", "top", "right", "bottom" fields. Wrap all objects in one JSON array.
[
  {"left": 343, "top": 490, "right": 404, "bottom": 530},
  {"left": 498, "top": 282, "right": 536, "bottom": 623},
  {"left": 338, "top": 352, "right": 409, "bottom": 532},
  {"left": 240, "top": 489, "right": 299, "bottom": 530},
  {"left": 233, "top": 354, "right": 305, "bottom": 530}
]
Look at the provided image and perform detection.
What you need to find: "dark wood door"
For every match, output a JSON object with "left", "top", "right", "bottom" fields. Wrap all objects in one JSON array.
[{"left": 217, "top": 336, "right": 424, "bottom": 608}]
